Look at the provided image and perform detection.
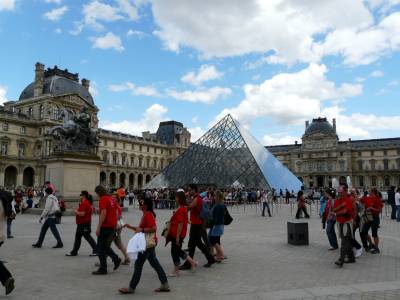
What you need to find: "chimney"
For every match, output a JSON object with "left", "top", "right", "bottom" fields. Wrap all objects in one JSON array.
[
  {"left": 81, "top": 78, "right": 90, "bottom": 90},
  {"left": 305, "top": 120, "right": 309, "bottom": 130},
  {"left": 332, "top": 118, "right": 336, "bottom": 133},
  {"left": 34, "top": 62, "right": 45, "bottom": 97}
]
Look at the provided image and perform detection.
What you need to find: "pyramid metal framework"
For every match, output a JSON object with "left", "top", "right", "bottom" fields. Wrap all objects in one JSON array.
[{"left": 146, "top": 114, "right": 302, "bottom": 191}]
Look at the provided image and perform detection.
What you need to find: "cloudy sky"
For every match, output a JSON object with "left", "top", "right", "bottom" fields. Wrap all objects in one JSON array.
[{"left": 0, "top": 0, "right": 399, "bottom": 145}]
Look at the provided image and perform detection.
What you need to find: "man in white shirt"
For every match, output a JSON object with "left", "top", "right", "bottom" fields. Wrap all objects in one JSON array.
[
  {"left": 395, "top": 188, "right": 400, "bottom": 222},
  {"left": 261, "top": 191, "right": 272, "bottom": 217}
]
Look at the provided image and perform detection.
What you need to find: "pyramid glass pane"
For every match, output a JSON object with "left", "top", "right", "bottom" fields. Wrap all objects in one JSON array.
[{"left": 146, "top": 115, "right": 302, "bottom": 191}]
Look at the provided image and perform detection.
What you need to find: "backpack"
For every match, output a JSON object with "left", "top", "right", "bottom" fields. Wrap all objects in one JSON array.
[{"left": 199, "top": 198, "right": 211, "bottom": 221}]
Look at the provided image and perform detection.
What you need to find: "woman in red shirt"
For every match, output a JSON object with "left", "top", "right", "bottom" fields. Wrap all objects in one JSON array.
[
  {"left": 66, "top": 191, "right": 97, "bottom": 256},
  {"left": 168, "top": 191, "right": 198, "bottom": 277},
  {"left": 119, "top": 197, "right": 169, "bottom": 294},
  {"left": 360, "top": 188, "right": 383, "bottom": 254}
]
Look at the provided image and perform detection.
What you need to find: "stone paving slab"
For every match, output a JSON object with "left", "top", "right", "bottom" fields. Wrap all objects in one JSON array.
[{"left": 0, "top": 203, "right": 399, "bottom": 299}]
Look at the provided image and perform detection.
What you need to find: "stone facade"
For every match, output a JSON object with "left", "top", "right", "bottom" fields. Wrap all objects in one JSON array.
[
  {"left": 0, "top": 63, "right": 190, "bottom": 191},
  {"left": 266, "top": 117, "right": 400, "bottom": 190}
]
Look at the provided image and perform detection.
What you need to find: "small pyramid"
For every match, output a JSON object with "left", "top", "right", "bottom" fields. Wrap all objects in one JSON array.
[{"left": 146, "top": 114, "right": 302, "bottom": 191}]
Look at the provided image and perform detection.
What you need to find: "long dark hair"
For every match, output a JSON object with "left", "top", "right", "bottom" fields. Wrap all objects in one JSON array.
[
  {"left": 175, "top": 191, "right": 187, "bottom": 206},
  {"left": 143, "top": 197, "right": 156, "bottom": 217},
  {"left": 81, "top": 191, "right": 93, "bottom": 204}
]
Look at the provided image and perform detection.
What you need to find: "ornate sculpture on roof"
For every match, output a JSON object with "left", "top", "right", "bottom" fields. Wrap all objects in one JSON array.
[
  {"left": 48, "top": 106, "right": 99, "bottom": 153},
  {"left": 44, "top": 65, "right": 79, "bottom": 81}
]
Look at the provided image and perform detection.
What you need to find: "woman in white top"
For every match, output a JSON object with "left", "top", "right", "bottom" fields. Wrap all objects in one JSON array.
[
  {"left": 395, "top": 188, "right": 400, "bottom": 222},
  {"left": 32, "top": 187, "right": 63, "bottom": 248}
]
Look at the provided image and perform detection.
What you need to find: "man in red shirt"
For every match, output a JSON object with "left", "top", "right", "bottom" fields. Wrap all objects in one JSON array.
[
  {"left": 333, "top": 184, "right": 355, "bottom": 267},
  {"left": 66, "top": 191, "right": 97, "bottom": 257},
  {"left": 92, "top": 185, "right": 121, "bottom": 275},
  {"left": 360, "top": 188, "right": 383, "bottom": 254},
  {"left": 180, "top": 184, "right": 215, "bottom": 270}
]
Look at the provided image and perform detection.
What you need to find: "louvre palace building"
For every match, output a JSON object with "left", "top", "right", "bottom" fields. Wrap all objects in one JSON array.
[
  {"left": 0, "top": 62, "right": 190, "bottom": 191},
  {"left": 266, "top": 118, "right": 400, "bottom": 190}
]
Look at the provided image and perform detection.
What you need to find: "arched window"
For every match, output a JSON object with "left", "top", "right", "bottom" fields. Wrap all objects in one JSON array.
[{"left": 18, "top": 143, "right": 25, "bottom": 158}]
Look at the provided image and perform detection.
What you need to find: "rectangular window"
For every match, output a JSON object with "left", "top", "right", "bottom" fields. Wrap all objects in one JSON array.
[
  {"left": 114, "top": 141, "right": 117, "bottom": 147},
  {"left": 371, "top": 151, "right": 374, "bottom": 156},
  {"left": 139, "top": 145, "right": 142, "bottom": 152},
  {"left": 340, "top": 152, "right": 344, "bottom": 156},
  {"left": 104, "top": 139, "right": 108, "bottom": 146},
  {"left": 358, "top": 151, "right": 361, "bottom": 157},
  {"left": 2, "top": 123, "right": 8, "bottom": 131},
  {"left": 154, "top": 147, "right": 157, "bottom": 154},
  {"left": 20, "top": 126, "right": 26, "bottom": 134},
  {"left": 147, "top": 146, "right": 150, "bottom": 152}
]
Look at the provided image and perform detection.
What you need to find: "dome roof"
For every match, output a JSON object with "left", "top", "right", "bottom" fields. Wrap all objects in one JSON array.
[
  {"left": 304, "top": 117, "right": 336, "bottom": 137},
  {"left": 19, "top": 75, "right": 94, "bottom": 105}
]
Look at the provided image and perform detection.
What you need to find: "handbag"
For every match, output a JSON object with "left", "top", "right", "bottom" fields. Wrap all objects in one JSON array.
[
  {"left": 145, "top": 232, "right": 156, "bottom": 249},
  {"left": 224, "top": 206, "right": 233, "bottom": 226},
  {"left": 161, "top": 221, "right": 170, "bottom": 238}
]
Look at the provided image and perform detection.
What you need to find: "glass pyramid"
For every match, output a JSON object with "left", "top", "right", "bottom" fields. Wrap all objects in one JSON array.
[{"left": 146, "top": 114, "right": 302, "bottom": 192}]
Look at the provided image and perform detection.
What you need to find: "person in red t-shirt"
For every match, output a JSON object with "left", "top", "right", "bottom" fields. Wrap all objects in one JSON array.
[
  {"left": 92, "top": 186, "right": 121, "bottom": 275},
  {"left": 180, "top": 184, "right": 216, "bottom": 271},
  {"left": 360, "top": 188, "right": 383, "bottom": 254},
  {"left": 66, "top": 191, "right": 97, "bottom": 257},
  {"left": 119, "top": 196, "right": 169, "bottom": 294},
  {"left": 167, "top": 191, "right": 198, "bottom": 277},
  {"left": 111, "top": 196, "right": 130, "bottom": 265},
  {"left": 332, "top": 184, "right": 355, "bottom": 267}
]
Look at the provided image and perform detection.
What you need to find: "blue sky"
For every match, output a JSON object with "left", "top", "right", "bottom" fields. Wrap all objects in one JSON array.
[{"left": 0, "top": 0, "right": 399, "bottom": 145}]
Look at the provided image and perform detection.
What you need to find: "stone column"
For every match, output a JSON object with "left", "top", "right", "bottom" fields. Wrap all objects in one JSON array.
[
  {"left": 17, "top": 166, "right": 24, "bottom": 187},
  {"left": 0, "top": 168, "right": 4, "bottom": 187}
]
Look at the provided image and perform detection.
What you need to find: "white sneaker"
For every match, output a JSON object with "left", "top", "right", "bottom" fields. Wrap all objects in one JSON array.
[{"left": 355, "top": 248, "right": 363, "bottom": 258}]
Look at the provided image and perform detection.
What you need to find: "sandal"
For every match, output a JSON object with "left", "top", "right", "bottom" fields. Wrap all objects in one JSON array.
[
  {"left": 122, "top": 259, "right": 131, "bottom": 265},
  {"left": 119, "top": 287, "right": 135, "bottom": 294}
]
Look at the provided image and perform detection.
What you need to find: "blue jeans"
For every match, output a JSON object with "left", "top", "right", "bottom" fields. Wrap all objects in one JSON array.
[
  {"left": 129, "top": 247, "right": 168, "bottom": 289},
  {"left": 397, "top": 205, "right": 400, "bottom": 222},
  {"left": 36, "top": 218, "right": 63, "bottom": 246},
  {"left": 326, "top": 219, "right": 338, "bottom": 249},
  {"left": 262, "top": 202, "right": 271, "bottom": 216},
  {"left": 6, "top": 218, "right": 12, "bottom": 238}
]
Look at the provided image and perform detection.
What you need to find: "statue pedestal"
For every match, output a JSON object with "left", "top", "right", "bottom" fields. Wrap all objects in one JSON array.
[{"left": 44, "top": 153, "right": 102, "bottom": 202}]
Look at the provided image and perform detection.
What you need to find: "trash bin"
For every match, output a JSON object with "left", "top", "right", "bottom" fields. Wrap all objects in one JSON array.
[{"left": 287, "top": 220, "right": 309, "bottom": 245}]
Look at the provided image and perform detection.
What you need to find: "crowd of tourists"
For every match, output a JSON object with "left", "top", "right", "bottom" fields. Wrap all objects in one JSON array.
[
  {"left": 0, "top": 179, "right": 399, "bottom": 296},
  {"left": 0, "top": 182, "right": 233, "bottom": 295}
]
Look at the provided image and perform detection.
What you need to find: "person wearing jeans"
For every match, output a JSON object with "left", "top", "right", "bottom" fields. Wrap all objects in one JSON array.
[
  {"left": 119, "top": 197, "right": 169, "bottom": 294},
  {"left": 32, "top": 187, "right": 63, "bottom": 248},
  {"left": 323, "top": 190, "right": 338, "bottom": 250},
  {"left": 261, "top": 191, "right": 272, "bottom": 217},
  {"left": 66, "top": 191, "right": 97, "bottom": 257},
  {"left": 333, "top": 184, "right": 355, "bottom": 267},
  {"left": 92, "top": 186, "right": 121, "bottom": 275},
  {"left": 395, "top": 188, "right": 400, "bottom": 222}
]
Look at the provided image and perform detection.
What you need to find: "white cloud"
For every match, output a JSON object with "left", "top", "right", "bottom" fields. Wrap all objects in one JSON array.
[
  {"left": 151, "top": 1, "right": 400, "bottom": 67},
  {"left": 126, "top": 29, "right": 147, "bottom": 38},
  {"left": 215, "top": 64, "right": 362, "bottom": 126},
  {"left": 80, "top": 0, "right": 142, "bottom": 32},
  {"left": 188, "top": 126, "right": 205, "bottom": 142},
  {"left": 54, "top": 28, "right": 62, "bottom": 34},
  {"left": 116, "top": 0, "right": 139, "bottom": 21},
  {"left": 263, "top": 134, "right": 299, "bottom": 146},
  {"left": 43, "top": 5, "right": 68, "bottom": 21},
  {"left": 45, "top": 0, "right": 62, "bottom": 4},
  {"left": 100, "top": 104, "right": 168, "bottom": 135},
  {"left": 91, "top": 32, "right": 124, "bottom": 52},
  {"left": 181, "top": 65, "right": 223, "bottom": 86},
  {"left": 0, "top": 0, "right": 15, "bottom": 11},
  {"left": 167, "top": 86, "right": 231, "bottom": 104},
  {"left": 108, "top": 81, "right": 159, "bottom": 97},
  {"left": 83, "top": 1, "right": 123, "bottom": 30},
  {"left": 320, "top": 12, "right": 400, "bottom": 65},
  {"left": 152, "top": 0, "right": 372, "bottom": 64},
  {"left": 0, "top": 85, "right": 8, "bottom": 105},
  {"left": 322, "top": 105, "right": 400, "bottom": 139},
  {"left": 89, "top": 81, "right": 99, "bottom": 97},
  {"left": 370, "top": 70, "right": 384, "bottom": 77},
  {"left": 191, "top": 116, "right": 198, "bottom": 124}
]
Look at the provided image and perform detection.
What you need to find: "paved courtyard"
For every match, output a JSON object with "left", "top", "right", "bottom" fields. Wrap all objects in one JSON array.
[{"left": 2, "top": 202, "right": 400, "bottom": 299}]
